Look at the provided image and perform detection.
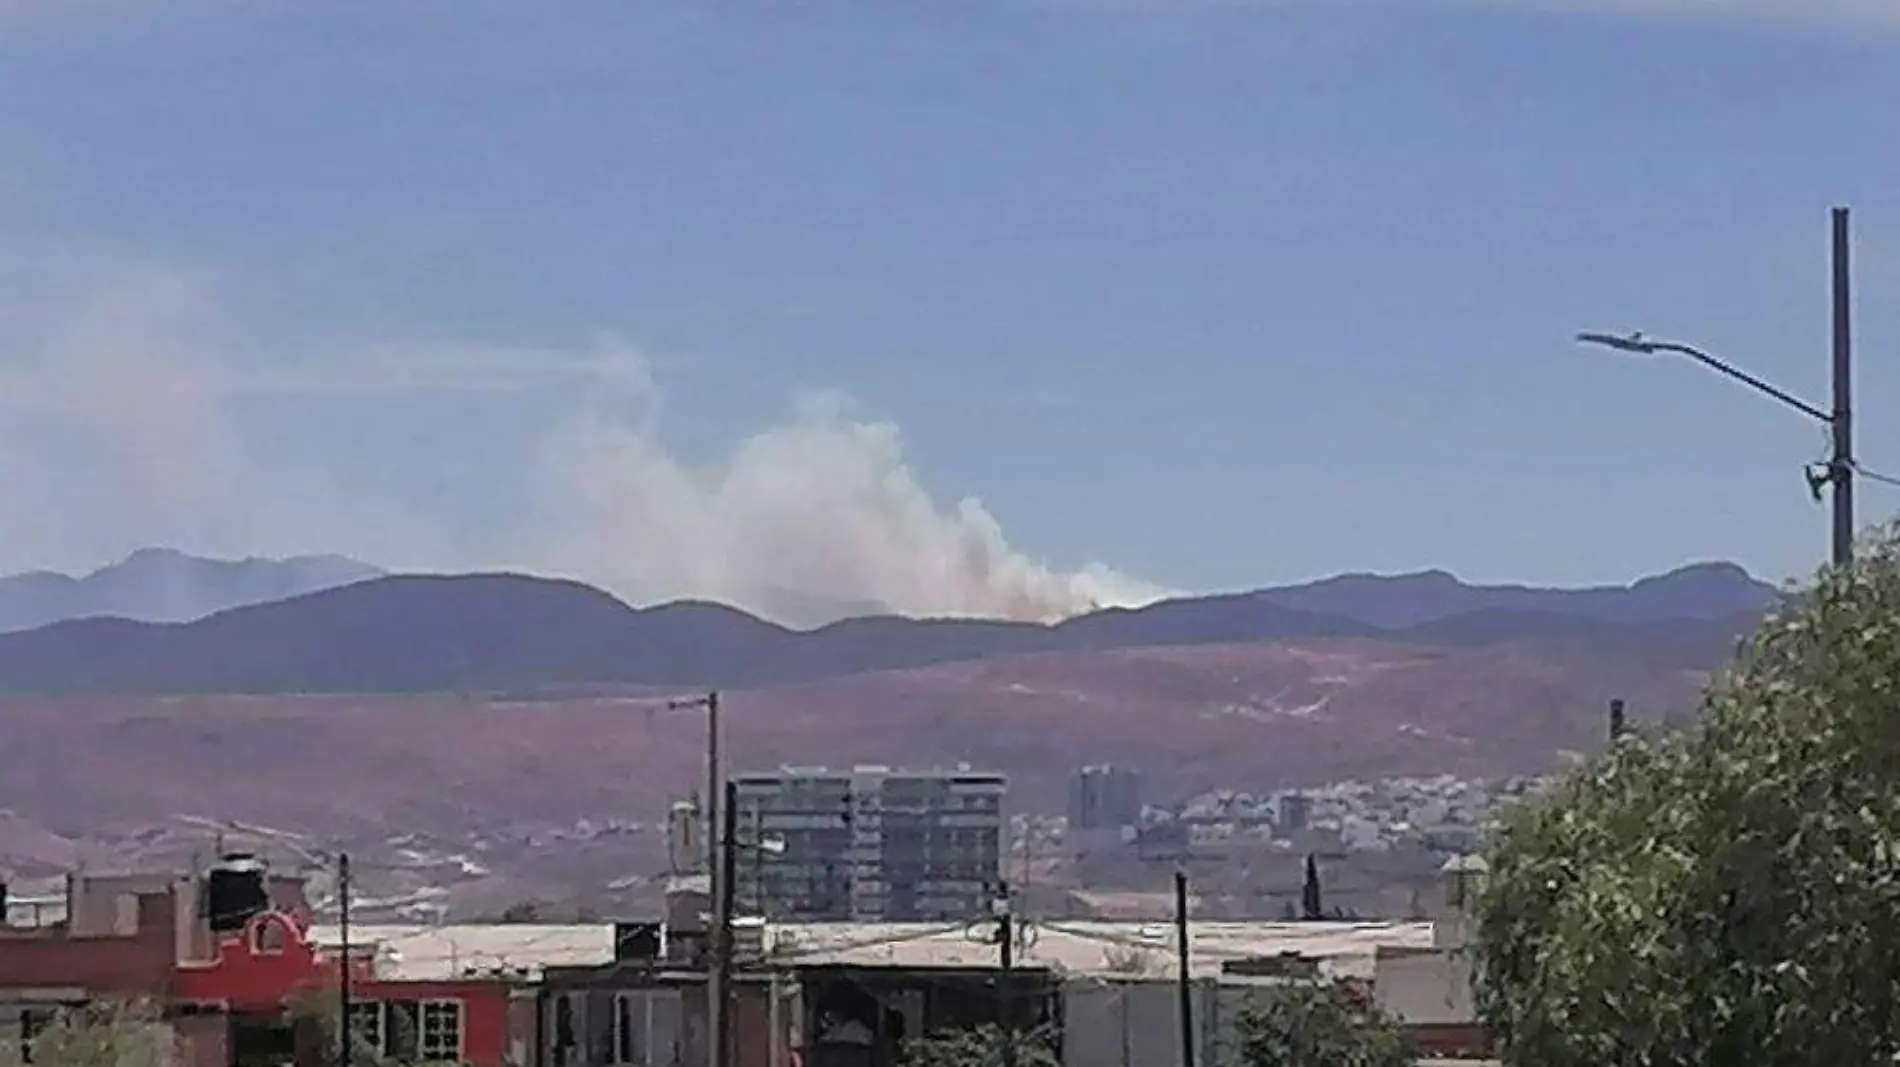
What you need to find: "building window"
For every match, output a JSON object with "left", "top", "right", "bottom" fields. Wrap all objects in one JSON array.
[
  {"left": 347, "top": 1001, "right": 385, "bottom": 1057},
  {"left": 419, "top": 1000, "right": 463, "bottom": 1062},
  {"left": 251, "top": 918, "right": 287, "bottom": 955}
]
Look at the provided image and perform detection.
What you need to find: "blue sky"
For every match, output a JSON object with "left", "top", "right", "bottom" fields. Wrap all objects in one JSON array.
[{"left": 0, "top": 0, "right": 1895, "bottom": 623}]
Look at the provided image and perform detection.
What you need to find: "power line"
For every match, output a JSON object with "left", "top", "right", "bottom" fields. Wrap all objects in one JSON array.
[{"left": 1852, "top": 461, "right": 1900, "bottom": 490}]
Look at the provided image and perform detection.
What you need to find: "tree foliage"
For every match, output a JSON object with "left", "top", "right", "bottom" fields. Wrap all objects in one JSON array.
[
  {"left": 0, "top": 999, "right": 170, "bottom": 1067},
  {"left": 902, "top": 1023, "right": 1060, "bottom": 1067},
  {"left": 1231, "top": 978, "right": 1414, "bottom": 1067},
  {"left": 1475, "top": 524, "right": 1900, "bottom": 1067}
]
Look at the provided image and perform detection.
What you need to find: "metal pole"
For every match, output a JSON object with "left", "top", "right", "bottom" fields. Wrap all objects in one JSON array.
[
  {"left": 706, "top": 691, "right": 721, "bottom": 874},
  {"left": 710, "top": 779, "right": 737, "bottom": 1067},
  {"left": 1831, "top": 206, "right": 1855, "bottom": 569},
  {"left": 768, "top": 969, "right": 784, "bottom": 1067},
  {"left": 753, "top": 806, "right": 766, "bottom": 920},
  {"left": 338, "top": 852, "right": 351, "bottom": 1067},
  {"left": 997, "top": 880, "right": 1016, "bottom": 1067},
  {"left": 1174, "top": 869, "right": 1195, "bottom": 1067}
]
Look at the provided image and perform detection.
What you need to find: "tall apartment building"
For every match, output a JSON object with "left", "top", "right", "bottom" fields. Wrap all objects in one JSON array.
[
  {"left": 730, "top": 765, "right": 1005, "bottom": 922},
  {"left": 1068, "top": 764, "right": 1142, "bottom": 832}
]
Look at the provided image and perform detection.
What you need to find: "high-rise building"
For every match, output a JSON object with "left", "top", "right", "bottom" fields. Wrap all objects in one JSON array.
[
  {"left": 665, "top": 797, "right": 704, "bottom": 875},
  {"left": 730, "top": 765, "right": 1005, "bottom": 922},
  {"left": 1276, "top": 792, "right": 1312, "bottom": 833},
  {"left": 1068, "top": 764, "right": 1142, "bottom": 833}
]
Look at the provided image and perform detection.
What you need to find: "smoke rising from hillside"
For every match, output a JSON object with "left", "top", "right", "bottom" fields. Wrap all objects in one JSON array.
[
  {"left": 0, "top": 262, "right": 1168, "bottom": 626},
  {"left": 539, "top": 398, "right": 1166, "bottom": 626}
]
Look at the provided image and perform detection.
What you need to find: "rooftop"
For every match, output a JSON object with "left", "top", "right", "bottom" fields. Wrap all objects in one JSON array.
[
  {"left": 306, "top": 919, "right": 1434, "bottom": 983},
  {"left": 765, "top": 920, "right": 1434, "bottom": 981},
  {"left": 307, "top": 923, "right": 620, "bottom": 982}
]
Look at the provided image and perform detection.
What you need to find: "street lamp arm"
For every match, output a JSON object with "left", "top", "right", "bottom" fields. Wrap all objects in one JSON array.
[
  {"left": 1576, "top": 331, "right": 1832, "bottom": 424},
  {"left": 1648, "top": 341, "right": 1834, "bottom": 425}
]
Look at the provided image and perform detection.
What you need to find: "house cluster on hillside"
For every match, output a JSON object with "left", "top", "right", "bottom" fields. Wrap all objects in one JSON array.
[{"left": 0, "top": 852, "right": 1491, "bottom": 1067}]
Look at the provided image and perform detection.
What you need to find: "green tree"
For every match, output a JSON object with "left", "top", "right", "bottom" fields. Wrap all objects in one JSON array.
[
  {"left": 903, "top": 1023, "right": 1060, "bottom": 1067},
  {"left": 0, "top": 999, "right": 170, "bottom": 1067},
  {"left": 1475, "top": 525, "right": 1900, "bottom": 1067},
  {"left": 1230, "top": 978, "right": 1414, "bottom": 1067}
]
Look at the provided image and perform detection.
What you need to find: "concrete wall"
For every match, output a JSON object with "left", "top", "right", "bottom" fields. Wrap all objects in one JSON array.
[
  {"left": 1059, "top": 979, "right": 1292, "bottom": 1067},
  {"left": 506, "top": 990, "right": 537, "bottom": 1067},
  {"left": 1062, "top": 980, "right": 1193, "bottom": 1067},
  {"left": 1061, "top": 977, "right": 1400, "bottom": 1067},
  {"left": 1372, "top": 950, "right": 1476, "bottom": 1027},
  {"left": 542, "top": 979, "right": 791, "bottom": 1067},
  {"left": 543, "top": 984, "right": 689, "bottom": 1067}
]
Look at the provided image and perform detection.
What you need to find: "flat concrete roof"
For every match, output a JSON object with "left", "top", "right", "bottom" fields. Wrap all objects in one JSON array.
[{"left": 307, "top": 919, "right": 1436, "bottom": 983}]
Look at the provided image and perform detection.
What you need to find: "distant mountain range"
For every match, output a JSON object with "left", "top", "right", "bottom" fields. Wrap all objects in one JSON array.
[
  {"left": 0, "top": 553, "right": 1779, "bottom": 695},
  {"left": 0, "top": 548, "right": 385, "bottom": 634}
]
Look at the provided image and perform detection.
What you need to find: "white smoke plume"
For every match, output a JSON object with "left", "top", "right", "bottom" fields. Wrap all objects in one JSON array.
[
  {"left": 540, "top": 396, "right": 1167, "bottom": 626},
  {"left": 0, "top": 258, "right": 1170, "bottom": 627}
]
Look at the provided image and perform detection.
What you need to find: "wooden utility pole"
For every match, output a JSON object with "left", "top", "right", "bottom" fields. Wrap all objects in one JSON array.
[{"left": 1175, "top": 869, "right": 1195, "bottom": 1067}]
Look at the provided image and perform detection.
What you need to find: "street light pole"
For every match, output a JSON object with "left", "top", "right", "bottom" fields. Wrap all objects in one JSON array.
[
  {"left": 668, "top": 691, "right": 724, "bottom": 1067},
  {"left": 1575, "top": 205, "right": 1858, "bottom": 569},
  {"left": 1831, "top": 206, "right": 1854, "bottom": 569}
]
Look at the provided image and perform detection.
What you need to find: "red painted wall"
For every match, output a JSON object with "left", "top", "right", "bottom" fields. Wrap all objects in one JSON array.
[
  {"left": 171, "top": 912, "right": 515, "bottom": 1067},
  {"left": 0, "top": 893, "right": 177, "bottom": 996}
]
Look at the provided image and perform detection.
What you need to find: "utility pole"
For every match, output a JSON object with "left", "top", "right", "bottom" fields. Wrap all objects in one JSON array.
[
  {"left": 709, "top": 779, "right": 738, "bottom": 1067},
  {"left": 706, "top": 691, "right": 721, "bottom": 874},
  {"left": 667, "top": 689, "right": 725, "bottom": 1067},
  {"left": 1831, "top": 205, "right": 1855, "bottom": 569},
  {"left": 752, "top": 806, "right": 766, "bottom": 921},
  {"left": 1577, "top": 208, "right": 1861, "bottom": 569},
  {"left": 1301, "top": 855, "right": 1324, "bottom": 921},
  {"left": 666, "top": 691, "right": 723, "bottom": 876},
  {"left": 337, "top": 852, "right": 351, "bottom": 1067},
  {"left": 996, "top": 880, "right": 1016, "bottom": 1067},
  {"left": 1174, "top": 869, "right": 1195, "bottom": 1067}
]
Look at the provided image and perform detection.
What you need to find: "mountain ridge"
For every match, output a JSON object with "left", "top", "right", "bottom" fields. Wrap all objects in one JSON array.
[
  {"left": 0, "top": 558, "right": 1779, "bottom": 695},
  {"left": 0, "top": 548, "right": 385, "bottom": 634}
]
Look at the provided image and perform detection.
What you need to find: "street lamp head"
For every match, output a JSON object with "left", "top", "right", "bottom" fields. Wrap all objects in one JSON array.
[{"left": 1576, "top": 330, "right": 1659, "bottom": 355}]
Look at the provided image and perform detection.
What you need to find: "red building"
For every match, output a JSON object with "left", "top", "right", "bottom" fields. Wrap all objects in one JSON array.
[
  {"left": 0, "top": 864, "right": 540, "bottom": 1067},
  {"left": 174, "top": 909, "right": 519, "bottom": 1067}
]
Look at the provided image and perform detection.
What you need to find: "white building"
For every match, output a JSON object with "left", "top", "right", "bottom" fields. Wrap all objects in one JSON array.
[{"left": 730, "top": 764, "right": 1006, "bottom": 922}]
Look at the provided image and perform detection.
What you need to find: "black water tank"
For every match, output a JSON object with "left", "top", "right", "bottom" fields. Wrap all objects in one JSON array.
[
  {"left": 614, "top": 921, "right": 663, "bottom": 962},
  {"left": 205, "top": 853, "right": 270, "bottom": 932}
]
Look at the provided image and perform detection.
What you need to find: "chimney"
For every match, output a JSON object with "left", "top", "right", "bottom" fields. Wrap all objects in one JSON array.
[{"left": 1433, "top": 854, "right": 1489, "bottom": 949}]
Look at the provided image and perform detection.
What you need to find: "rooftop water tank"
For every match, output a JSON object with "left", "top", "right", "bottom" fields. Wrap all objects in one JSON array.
[{"left": 204, "top": 853, "right": 271, "bottom": 932}]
